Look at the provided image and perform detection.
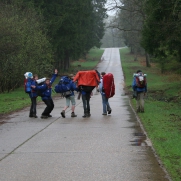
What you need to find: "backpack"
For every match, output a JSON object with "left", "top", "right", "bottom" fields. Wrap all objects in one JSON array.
[
  {"left": 24, "top": 78, "right": 32, "bottom": 93},
  {"left": 36, "top": 78, "right": 46, "bottom": 97},
  {"left": 24, "top": 72, "right": 33, "bottom": 93},
  {"left": 54, "top": 76, "right": 73, "bottom": 96},
  {"left": 103, "top": 73, "right": 115, "bottom": 98},
  {"left": 135, "top": 73, "right": 147, "bottom": 88}
]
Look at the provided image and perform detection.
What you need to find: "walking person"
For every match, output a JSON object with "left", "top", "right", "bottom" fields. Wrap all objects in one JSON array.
[
  {"left": 99, "top": 72, "right": 112, "bottom": 115},
  {"left": 61, "top": 75, "right": 78, "bottom": 118},
  {"left": 32, "top": 69, "right": 58, "bottom": 118},
  {"left": 80, "top": 89, "right": 92, "bottom": 118},
  {"left": 73, "top": 70, "right": 100, "bottom": 118},
  {"left": 29, "top": 74, "right": 39, "bottom": 118},
  {"left": 132, "top": 70, "right": 147, "bottom": 113}
]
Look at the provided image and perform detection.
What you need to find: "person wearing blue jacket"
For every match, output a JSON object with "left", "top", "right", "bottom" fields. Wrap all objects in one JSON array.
[
  {"left": 29, "top": 74, "right": 39, "bottom": 118},
  {"left": 132, "top": 70, "right": 147, "bottom": 113},
  {"left": 32, "top": 69, "right": 58, "bottom": 119},
  {"left": 61, "top": 75, "right": 78, "bottom": 118}
]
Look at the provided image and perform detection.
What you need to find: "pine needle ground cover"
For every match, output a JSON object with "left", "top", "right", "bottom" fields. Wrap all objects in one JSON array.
[
  {"left": 0, "top": 48, "right": 104, "bottom": 116},
  {"left": 120, "top": 48, "right": 181, "bottom": 181}
]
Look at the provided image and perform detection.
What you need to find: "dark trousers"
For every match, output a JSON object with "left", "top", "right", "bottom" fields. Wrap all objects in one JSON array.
[
  {"left": 30, "top": 97, "right": 37, "bottom": 116},
  {"left": 42, "top": 99, "right": 54, "bottom": 116},
  {"left": 82, "top": 94, "right": 90, "bottom": 114}
]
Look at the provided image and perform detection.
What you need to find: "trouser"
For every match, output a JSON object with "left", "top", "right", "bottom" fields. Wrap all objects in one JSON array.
[
  {"left": 101, "top": 94, "right": 111, "bottom": 113},
  {"left": 30, "top": 97, "right": 37, "bottom": 116},
  {"left": 42, "top": 99, "right": 54, "bottom": 116},
  {"left": 136, "top": 92, "right": 145, "bottom": 112},
  {"left": 82, "top": 94, "right": 90, "bottom": 114}
]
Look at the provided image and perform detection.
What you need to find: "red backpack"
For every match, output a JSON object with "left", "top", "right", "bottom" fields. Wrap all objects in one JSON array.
[
  {"left": 103, "top": 73, "right": 115, "bottom": 98},
  {"left": 135, "top": 73, "right": 146, "bottom": 88}
]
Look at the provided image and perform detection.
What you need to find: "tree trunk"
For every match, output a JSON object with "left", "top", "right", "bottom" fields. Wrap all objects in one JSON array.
[
  {"left": 64, "top": 50, "right": 70, "bottom": 70},
  {"left": 145, "top": 53, "right": 151, "bottom": 67}
]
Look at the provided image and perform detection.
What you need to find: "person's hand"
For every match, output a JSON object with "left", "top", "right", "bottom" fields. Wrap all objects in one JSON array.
[
  {"left": 55, "top": 69, "right": 58, "bottom": 74},
  {"left": 31, "top": 85, "right": 36, "bottom": 88}
]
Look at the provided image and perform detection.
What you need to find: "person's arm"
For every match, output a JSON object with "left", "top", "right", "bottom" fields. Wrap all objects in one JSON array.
[
  {"left": 31, "top": 84, "right": 47, "bottom": 91},
  {"left": 132, "top": 77, "right": 136, "bottom": 91},
  {"left": 73, "top": 72, "right": 80, "bottom": 82},
  {"left": 50, "top": 69, "right": 58, "bottom": 84}
]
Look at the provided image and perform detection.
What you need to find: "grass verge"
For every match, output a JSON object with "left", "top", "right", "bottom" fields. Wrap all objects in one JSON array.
[
  {"left": 0, "top": 48, "right": 104, "bottom": 116},
  {"left": 120, "top": 48, "right": 181, "bottom": 181}
]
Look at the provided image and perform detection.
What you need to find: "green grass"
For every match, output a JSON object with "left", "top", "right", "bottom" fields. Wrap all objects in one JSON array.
[
  {"left": 71, "top": 48, "right": 104, "bottom": 71},
  {"left": 0, "top": 48, "right": 104, "bottom": 116},
  {"left": 120, "top": 48, "right": 181, "bottom": 181}
]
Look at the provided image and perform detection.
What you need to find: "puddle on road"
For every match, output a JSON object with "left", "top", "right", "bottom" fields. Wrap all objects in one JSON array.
[{"left": 130, "top": 133, "right": 147, "bottom": 146}]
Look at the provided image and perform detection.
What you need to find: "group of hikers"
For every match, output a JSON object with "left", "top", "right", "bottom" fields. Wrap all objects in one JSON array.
[
  {"left": 25, "top": 69, "right": 115, "bottom": 119},
  {"left": 25, "top": 68, "right": 147, "bottom": 119}
]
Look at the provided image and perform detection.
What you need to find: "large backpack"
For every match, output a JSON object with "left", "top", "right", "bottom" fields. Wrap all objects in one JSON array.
[
  {"left": 135, "top": 72, "right": 147, "bottom": 88},
  {"left": 24, "top": 72, "right": 33, "bottom": 93},
  {"left": 54, "top": 76, "right": 73, "bottom": 96},
  {"left": 24, "top": 78, "right": 32, "bottom": 93},
  {"left": 103, "top": 73, "right": 115, "bottom": 98}
]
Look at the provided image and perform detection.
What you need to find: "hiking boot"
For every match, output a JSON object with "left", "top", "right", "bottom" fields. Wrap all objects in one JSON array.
[
  {"left": 41, "top": 115, "right": 48, "bottom": 119},
  {"left": 136, "top": 107, "right": 140, "bottom": 113},
  {"left": 48, "top": 114, "right": 52, "bottom": 117},
  {"left": 61, "top": 110, "right": 65, "bottom": 118},
  {"left": 82, "top": 114, "right": 87, "bottom": 118},
  {"left": 29, "top": 114, "right": 33, "bottom": 118},
  {"left": 140, "top": 108, "right": 144, "bottom": 113},
  {"left": 33, "top": 114, "right": 38, "bottom": 118},
  {"left": 107, "top": 109, "right": 112, "bottom": 114},
  {"left": 71, "top": 112, "right": 77, "bottom": 117},
  {"left": 102, "top": 113, "right": 107, "bottom": 115},
  {"left": 86, "top": 113, "right": 91, "bottom": 117}
]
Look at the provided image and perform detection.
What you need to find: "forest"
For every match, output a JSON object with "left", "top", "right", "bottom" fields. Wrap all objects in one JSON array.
[
  {"left": 1, "top": 0, "right": 181, "bottom": 92},
  {"left": 0, "top": 0, "right": 107, "bottom": 92},
  {"left": 107, "top": 0, "right": 181, "bottom": 72}
]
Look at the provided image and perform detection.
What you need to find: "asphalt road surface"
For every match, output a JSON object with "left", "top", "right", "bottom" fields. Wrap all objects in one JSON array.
[{"left": 0, "top": 48, "right": 171, "bottom": 181}]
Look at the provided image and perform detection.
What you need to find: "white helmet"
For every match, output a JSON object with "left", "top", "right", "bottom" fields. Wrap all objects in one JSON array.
[{"left": 24, "top": 72, "right": 33, "bottom": 79}]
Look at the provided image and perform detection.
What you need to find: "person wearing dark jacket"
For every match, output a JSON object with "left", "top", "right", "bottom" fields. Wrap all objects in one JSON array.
[
  {"left": 29, "top": 74, "right": 39, "bottom": 118},
  {"left": 32, "top": 69, "right": 58, "bottom": 118},
  {"left": 132, "top": 70, "right": 147, "bottom": 113}
]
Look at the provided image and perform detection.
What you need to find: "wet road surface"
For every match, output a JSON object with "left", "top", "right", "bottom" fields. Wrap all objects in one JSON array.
[{"left": 0, "top": 48, "right": 170, "bottom": 181}]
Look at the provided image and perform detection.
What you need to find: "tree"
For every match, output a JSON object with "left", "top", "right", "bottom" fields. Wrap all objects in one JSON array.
[{"left": 0, "top": 1, "right": 53, "bottom": 92}]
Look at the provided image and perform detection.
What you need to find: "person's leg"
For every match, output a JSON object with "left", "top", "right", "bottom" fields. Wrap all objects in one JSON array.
[
  {"left": 86, "top": 94, "right": 91, "bottom": 117},
  {"left": 140, "top": 92, "right": 145, "bottom": 112},
  {"left": 48, "top": 99, "right": 54, "bottom": 116},
  {"left": 29, "top": 98, "right": 34, "bottom": 117},
  {"left": 70, "top": 96, "right": 77, "bottom": 117},
  {"left": 136, "top": 93, "right": 141, "bottom": 113},
  {"left": 41, "top": 99, "right": 53, "bottom": 118},
  {"left": 107, "top": 98, "right": 112, "bottom": 114},
  {"left": 61, "top": 97, "right": 70, "bottom": 118},
  {"left": 102, "top": 94, "right": 107, "bottom": 115},
  {"left": 32, "top": 97, "right": 37, "bottom": 117},
  {"left": 82, "top": 94, "right": 87, "bottom": 117}
]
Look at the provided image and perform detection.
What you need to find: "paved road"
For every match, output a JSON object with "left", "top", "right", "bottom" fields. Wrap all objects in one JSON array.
[{"left": 0, "top": 48, "right": 170, "bottom": 181}]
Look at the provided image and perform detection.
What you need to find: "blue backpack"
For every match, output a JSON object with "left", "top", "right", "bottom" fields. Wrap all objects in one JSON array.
[
  {"left": 54, "top": 76, "right": 73, "bottom": 95},
  {"left": 24, "top": 78, "right": 32, "bottom": 93}
]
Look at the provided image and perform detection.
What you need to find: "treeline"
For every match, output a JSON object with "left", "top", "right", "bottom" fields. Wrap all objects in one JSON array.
[
  {"left": 109, "top": 0, "right": 181, "bottom": 72},
  {"left": 0, "top": 0, "right": 107, "bottom": 92}
]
